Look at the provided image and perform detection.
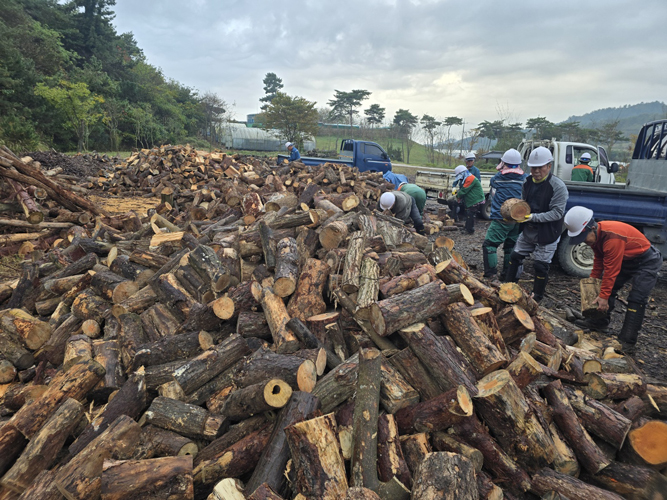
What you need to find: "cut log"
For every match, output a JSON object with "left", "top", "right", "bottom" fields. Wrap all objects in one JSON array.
[
  {"left": 411, "top": 452, "right": 478, "bottom": 500},
  {"left": 394, "top": 385, "right": 472, "bottom": 434},
  {"left": 355, "top": 257, "right": 380, "bottom": 319},
  {"left": 622, "top": 419, "right": 667, "bottom": 467},
  {"left": 286, "top": 258, "right": 330, "bottom": 321},
  {"left": 63, "top": 334, "right": 93, "bottom": 371},
  {"left": 319, "top": 220, "right": 349, "bottom": 251},
  {"left": 54, "top": 415, "right": 142, "bottom": 500},
  {"left": 500, "top": 198, "right": 531, "bottom": 222},
  {"left": 506, "top": 351, "right": 544, "bottom": 389},
  {"left": 580, "top": 277, "right": 605, "bottom": 318},
  {"left": 0, "top": 309, "right": 51, "bottom": 351},
  {"left": 144, "top": 396, "right": 226, "bottom": 440},
  {"left": 398, "top": 323, "right": 477, "bottom": 394},
  {"left": 100, "top": 456, "right": 193, "bottom": 500},
  {"left": 580, "top": 461, "right": 667, "bottom": 500},
  {"left": 377, "top": 413, "right": 412, "bottom": 488},
  {"left": 194, "top": 415, "right": 270, "bottom": 467},
  {"left": 258, "top": 221, "right": 277, "bottom": 271},
  {"left": 585, "top": 372, "right": 647, "bottom": 400},
  {"left": 34, "top": 314, "right": 81, "bottom": 367},
  {"left": 442, "top": 302, "right": 508, "bottom": 375},
  {"left": 221, "top": 379, "right": 292, "bottom": 421},
  {"left": 273, "top": 237, "right": 299, "bottom": 297},
  {"left": 92, "top": 340, "right": 125, "bottom": 400},
  {"left": 130, "top": 331, "right": 202, "bottom": 371},
  {"left": 134, "top": 425, "right": 198, "bottom": 459},
  {"left": 259, "top": 286, "right": 300, "bottom": 354},
  {"left": 370, "top": 280, "right": 474, "bottom": 337},
  {"left": 341, "top": 231, "right": 367, "bottom": 294},
  {"left": 495, "top": 305, "right": 535, "bottom": 344},
  {"left": 0, "top": 359, "right": 17, "bottom": 384},
  {"left": 543, "top": 379, "right": 611, "bottom": 474},
  {"left": 0, "top": 329, "right": 34, "bottom": 371},
  {"left": 379, "top": 357, "right": 419, "bottom": 414},
  {"left": 435, "top": 258, "right": 502, "bottom": 309},
  {"left": 188, "top": 244, "right": 234, "bottom": 293},
  {"left": 311, "top": 353, "right": 359, "bottom": 413},
  {"left": 245, "top": 391, "right": 320, "bottom": 496},
  {"left": 432, "top": 432, "right": 483, "bottom": 473},
  {"left": 399, "top": 433, "right": 431, "bottom": 476},
  {"left": 209, "top": 478, "right": 246, "bottom": 500},
  {"left": 284, "top": 413, "right": 348, "bottom": 500},
  {"left": 286, "top": 317, "right": 342, "bottom": 370},
  {"left": 378, "top": 263, "right": 437, "bottom": 299},
  {"left": 470, "top": 306, "right": 509, "bottom": 357},
  {"left": 531, "top": 467, "right": 624, "bottom": 500},
  {"left": 388, "top": 348, "right": 441, "bottom": 401},
  {"left": 474, "top": 370, "right": 556, "bottom": 469}
]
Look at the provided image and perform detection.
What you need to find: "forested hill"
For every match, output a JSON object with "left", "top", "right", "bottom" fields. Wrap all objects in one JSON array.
[
  {"left": 565, "top": 101, "right": 667, "bottom": 137},
  {"left": 0, "top": 0, "right": 223, "bottom": 152}
]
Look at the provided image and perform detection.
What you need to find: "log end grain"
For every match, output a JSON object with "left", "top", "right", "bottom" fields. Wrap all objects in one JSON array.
[{"left": 628, "top": 420, "right": 667, "bottom": 466}]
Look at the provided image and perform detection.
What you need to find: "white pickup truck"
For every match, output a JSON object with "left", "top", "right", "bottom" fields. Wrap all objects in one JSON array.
[{"left": 415, "top": 139, "right": 617, "bottom": 219}]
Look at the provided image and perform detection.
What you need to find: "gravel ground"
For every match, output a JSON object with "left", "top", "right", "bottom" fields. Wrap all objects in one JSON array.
[{"left": 424, "top": 199, "right": 667, "bottom": 383}]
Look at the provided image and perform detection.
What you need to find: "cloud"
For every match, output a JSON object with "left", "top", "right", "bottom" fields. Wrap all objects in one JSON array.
[{"left": 112, "top": 0, "right": 667, "bottom": 127}]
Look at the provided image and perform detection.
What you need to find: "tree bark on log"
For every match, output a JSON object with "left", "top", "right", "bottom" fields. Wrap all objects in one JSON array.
[
  {"left": 442, "top": 302, "right": 508, "bottom": 376},
  {"left": 144, "top": 396, "right": 226, "bottom": 440},
  {"left": 399, "top": 433, "right": 431, "bottom": 477},
  {"left": 379, "top": 357, "right": 419, "bottom": 414},
  {"left": 370, "top": 280, "right": 473, "bottom": 337},
  {"left": 378, "top": 263, "right": 437, "bottom": 299},
  {"left": 258, "top": 221, "right": 277, "bottom": 271},
  {"left": 432, "top": 432, "right": 483, "bottom": 473},
  {"left": 506, "top": 351, "right": 544, "bottom": 389},
  {"left": 435, "top": 258, "right": 502, "bottom": 309},
  {"left": 543, "top": 379, "right": 611, "bottom": 474},
  {"left": 410, "top": 452, "right": 479, "bottom": 500},
  {"left": 530, "top": 467, "right": 624, "bottom": 500},
  {"left": 377, "top": 413, "right": 412, "bottom": 488},
  {"left": 350, "top": 347, "right": 381, "bottom": 490},
  {"left": 100, "top": 456, "right": 193, "bottom": 500},
  {"left": 245, "top": 391, "right": 320, "bottom": 496},
  {"left": 495, "top": 305, "right": 535, "bottom": 344},
  {"left": 341, "top": 231, "right": 367, "bottom": 294},
  {"left": 580, "top": 461, "right": 667, "bottom": 500},
  {"left": 286, "top": 318, "right": 342, "bottom": 370},
  {"left": 355, "top": 257, "right": 379, "bottom": 320},
  {"left": 394, "top": 385, "right": 473, "bottom": 434},
  {"left": 388, "top": 347, "right": 441, "bottom": 401},
  {"left": 286, "top": 258, "right": 330, "bottom": 321},
  {"left": 221, "top": 379, "right": 292, "bottom": 421},
  {"left": 129, "top": 331, "right": 202, "bottom": 371},
  {"left": 285, "top": 413, "right": 348, "bottom": 500},
  {"left": 259, "top": 286, "right": 300, "bottom": 354},
  {"left": 319, "top": 220, "right": 349, "bottom": 251},
  {"left": 0, "top": 309, "right": 51, "bottom": 351},
  {"left": 273, "top": 237, "right": 299, "bottom": 297},
  {"left": 194, "top": 415, "right": 270, "bottom": 467},
  {"left": 91, "top": 340, "right": 125, "bottom": 400},
  {"left": 134, "top": 425, "right": 198, "bottom": 459},
  {"left": 621, "top": 419, "right": 667, "bottom": 468}
]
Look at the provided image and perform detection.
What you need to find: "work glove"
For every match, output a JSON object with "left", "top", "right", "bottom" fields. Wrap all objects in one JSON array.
[
  {"left": 519, "top": 214, "right": 533, "bottom": 223},
  {"left": 452, "top": 188, "right": 458, "bottom": 196}
]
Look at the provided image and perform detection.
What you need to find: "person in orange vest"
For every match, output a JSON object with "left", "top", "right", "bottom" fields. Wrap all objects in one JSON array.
[
  {"left": 563, "top": 206, "right": 663, "bottom": 354},
  {"left": 571, "top": 153, "right": 594, "bottom": 182}
]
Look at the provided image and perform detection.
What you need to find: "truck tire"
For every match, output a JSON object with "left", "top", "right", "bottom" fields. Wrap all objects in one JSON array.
[
  {"left": 481, "top": 196, "right": 492, "bottom": 220},
  {"left": 557, "top": 235, "right": 594, "bottom": 277}
]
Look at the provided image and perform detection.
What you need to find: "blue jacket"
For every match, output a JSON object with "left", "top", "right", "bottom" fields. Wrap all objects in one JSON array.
[
  {"left": 454, "top": 165, "right": 481, "bottom": 188},
  {"left": 383, "top": 171, "right": 409, "bottom": 189},
  {"left": 288, "top": 147, "right": 301, "bottom": 161},
  {"left": 489, "top": 170, "right": 527, "bottom": 219}
]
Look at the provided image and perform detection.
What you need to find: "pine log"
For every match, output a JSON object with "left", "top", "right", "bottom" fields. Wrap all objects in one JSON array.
[
  {"left": 129, "top": 331, "right": 202, "bottom": 371},
  {"left": 370, "top": 280, "right": 473, "bottom": 337},
  {"left": 245, "top": 391, "right": 320, "bottom": 496},
  {"left": 54, "top": 415, "right": 142, "bottom": 500},
  {"left": 398, "top": 323, "right": 477, "bottom": 394},
  {"left": 221, "top": 379, "right": 292, "bottom": 421},
  {"left": 273, "top": 237, "right": 299, "bottom": 297},
  {"left": 286, "top": 258, "right": 329, "bottom": 321},
  {"left": 500, "top": 198, "right": 531, "bottom": 221},
  {"left": 580, "top": 277, "right": 605, "bottom": 318},
  {"left": 145, "top": 397, "right": 226, "bottom": 440},
  {"left": 622, "top": 419, "right": 667, "bottom": 468},
  {"left": 91, "top": 340, "right": 125, "bottom": 400},
  {"left": 377, "top": 413, "right": 412, "bottom": 488},
  {"left": 378, "top": 263, "right": 437, "bottom": 299},
  {"left": 258, "top": 221, "right": 277, "bottom": 271},
  {"left": 498, "top": 281, "right": 540, "bottom": 315},
  {"left": 543, "top": 379, "right": 611, "bottom": 474},
  {"left": 259, "top": 286, "right": 300, "bottom": 353},
  {"left": 531, "top": 467, "right": 624, "bottom": 500},
  {"left": 33, "top": 314, "right": 80, "bottom": 367},
  {"left": 411, "top": 452, "right": 478, "bottom": 500},
  {"left": 379, "top": 357, "right": 419, "bottom": 414},
  {"left": 435, "top": 258, "right": 502, "bottom": 309},
  {"left": 442, "top": 302, "right": 508, "bottom": 375},
  {"left": 0, "top": 309, "right": 50, "bottom": 351},
  {"left": 341, "top": 231, "right": 367, "bottom": 294},
  {"left": 612, "top": 395, "right": 646, "bottom": 422},
  {"left": 495, "top": 304, "right": 535, "bottom": 344},
  {"left": 62, "top": 334, "right": 93, "bottom": 371},
  {"left": 319, "top": 220, "right": 349, "bottom": 251},
  {"left": 285, "top": 413, "right": 348, "bottom": 500},
  {"left": 399, "top": 433, "right": 431, "bottom": 477},
  {"left": 432, "top": 432, "right": 483, "bottom": 473},
  {"left": 355, "top": 257, "right": 379, "bottom": 320},
  {"left": 585, "top": 372, "right": 647, "bottom": 400},
  {"left": 506, "top": 351, "right": 544, "bottom": 389},
  {"left": 0, "top": 398, "right": 83, "bottom": 494},
  {"left": 0, "top": 329, "right": 34, "bottom": 371},
  {"left": 394, "top": 385, "right": 472, "bottom": 434},
  {"left": 580, "top": 461, "right": 667, "bottom": 500},
  {"left": 15, "top": 469, "right": 60, "bottom": 500},
  {"left": 388, "top": 348, "right": 441, "bottom": 401},
  {"left": 286, "top": 317, "right": 342, "bottom": 370},
  {"left": 71, "top": 289, "right": 111, "bottom": 322},
  {"left": 134, "top": 424, "right": 198, "bottom": 460},
  {"left": 311, "top": 353, "right": 359, "bottom": 413}
]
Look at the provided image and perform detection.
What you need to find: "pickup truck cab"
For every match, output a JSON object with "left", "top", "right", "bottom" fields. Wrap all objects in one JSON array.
[
  {"left": 556, "top": 120, "right": 667, "bottom": 276},
  {"left": 277, "top": 139, "right": 392, "bottom": 174}
]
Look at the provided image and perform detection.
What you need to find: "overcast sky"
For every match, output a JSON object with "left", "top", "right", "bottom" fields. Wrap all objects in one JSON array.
[{"left": 112, "top": 0, "right": 667, "bottom": 128}]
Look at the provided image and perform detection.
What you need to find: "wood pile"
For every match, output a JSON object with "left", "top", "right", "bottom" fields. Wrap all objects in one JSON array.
[{"left": 0, "top": 145, "right": 665, "bottom": 499}]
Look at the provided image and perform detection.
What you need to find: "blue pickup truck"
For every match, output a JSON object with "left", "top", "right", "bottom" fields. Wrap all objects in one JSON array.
[
  {"left": 557, "top": 119, "right": 667, "bottom": 276},
  {"left": 277, "top": 139, "right": 392, "bottom": 173}
]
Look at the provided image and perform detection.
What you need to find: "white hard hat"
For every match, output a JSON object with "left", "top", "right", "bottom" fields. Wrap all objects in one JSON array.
[
  {"left": 527, "top": 146, "right": 554, "bottom": 167},
  {"left": 465, "top": 152, "right": 476, "bottom": 161},
  {"left": 285, "top": 142, "right": 293, "bottom": 148},
  {"left": 580, "top": 152, "right": 591, "bottom": 161},
  {"left": 501, "top": 148, "right": 522, "bottom": 165},
  {"left": 380, "top": 192, "right": 396, "bottom": 210},
  {"left": 454, "top": 165, "right": 467, "bottom": 176},
  {"left": 564, "top": 206, "right": 595, "bottom": 243}
]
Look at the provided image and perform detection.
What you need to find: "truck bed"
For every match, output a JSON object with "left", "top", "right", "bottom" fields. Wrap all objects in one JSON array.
[
  {"left": 415, "top": 170, "right": 494, "bottom": 197},
  {"left": 276, "top": 155, "right": 353, "bottom": 168},
  {"left": 565, "top": 182, "right": 667, "bottom": 227}
]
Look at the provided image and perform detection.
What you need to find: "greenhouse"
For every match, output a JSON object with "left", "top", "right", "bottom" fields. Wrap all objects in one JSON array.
[{"left": 220, "top": 123, "right": 316, "bottom": 152}]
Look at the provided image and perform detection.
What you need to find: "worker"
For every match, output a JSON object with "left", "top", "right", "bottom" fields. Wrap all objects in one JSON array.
[
  {"left": 379, "top": 191, "right": 425, "bottom": 234},
  {"left": 285, "top": 142, "right": 301, "bottom": 162},
  {"left": 453, "top": 152, "right": 481, "bottom": 189},
  {"left": 398, "top": 182, "right": 427, "bottom": 216},
  {"left": 563, "top": 206, "right": 662, "bottom": 354},
  {"left": 383, "top": 171, "right": 409, "bottom": 189},
  {"left": 571, "top": 152, "right": 595, "bottom": 182},
  {"left": 505, "top": 147, "right": 568, "bottom": 302},
  {"left": 482, "top": 148, "right": 528, "bottom": 279},
  {"left": 453, "top": 165, "right": 484, "bottom": 234}
]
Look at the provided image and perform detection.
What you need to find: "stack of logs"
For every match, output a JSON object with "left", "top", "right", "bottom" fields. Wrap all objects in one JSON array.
[{"left": 0, "top": 148, "right": 666, "bottom": 500}]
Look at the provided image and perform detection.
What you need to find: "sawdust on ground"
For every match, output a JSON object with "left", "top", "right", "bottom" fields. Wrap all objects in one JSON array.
[{"left": 89, "top": 194, "right": 159, "bottom": 217}]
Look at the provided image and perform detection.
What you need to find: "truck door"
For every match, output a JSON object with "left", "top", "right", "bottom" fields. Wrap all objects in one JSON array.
[
  {"left": 360, "top": 142, "right": 391, "bottom": 173},
  {"left": 596, "top": 146, "right": 615, "bottom": 184}
]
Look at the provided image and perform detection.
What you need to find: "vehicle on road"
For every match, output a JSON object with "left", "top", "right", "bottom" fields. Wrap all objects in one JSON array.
[
  {"left": 277, "top": 139, "right": 392, "bottom": 174},
  {"left": 556, "top": 120, "right": 667, "bottom": 277}
]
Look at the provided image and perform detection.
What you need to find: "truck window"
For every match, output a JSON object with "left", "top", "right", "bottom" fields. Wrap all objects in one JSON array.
[
  {"left": 364, "top": 144, "right": 384, "bottom": 157},
  {"left": 633, "top": 120, "right": 667, "bottom": 160},
  {"left": 574, "top": 147, "right": 599, "bottom": 169},
  {"left": 341, "top": 140, "right": 354, "bottom": 152},
  {"left": 566, "top": 146, "right": 573, "bottom": 164}
]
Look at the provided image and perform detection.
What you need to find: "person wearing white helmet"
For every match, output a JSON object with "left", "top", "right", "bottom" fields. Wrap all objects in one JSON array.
[
  {"left": 379, "top": 191, "right": 425, "bottom": 234},
  {"left": 452, "top": 165, "right": 484, "bottom": 234},
  {"left": 571, "top": 152, "right": 594, "bottom": 182},
  {"left": 563, "top": 206, "right": 662, "bottom": 354},
  {"left": 505, "top": 146, "right": 568, "bottom": 302},
  {"left": 482, "top": 149, "right": 528, "bottom": 279},
  {"left": 285, "top": 142, "right": 301, "bottom": 162},
  {"left": 464, "top": 152, "right": 481, "bottom": 180}
]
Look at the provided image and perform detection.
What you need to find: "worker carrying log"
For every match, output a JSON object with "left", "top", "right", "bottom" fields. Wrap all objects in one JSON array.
[
  {"left": 505, "top": 147, "right": 568, "bottom": 302},
  {"left": 482, "top": 148, "right": 528, "bottom": 279},
  {"left": 379, "top": 191, "right": 425, "bottom": 235},
  {"left": 397, "top": 182, "right": 427, "bottom": 216},
  {"left": 451, "top": 165, "right": 484, "bottom": 235},
  {"left": 563, "top": 206, "right": 663, "bottom": 354}
]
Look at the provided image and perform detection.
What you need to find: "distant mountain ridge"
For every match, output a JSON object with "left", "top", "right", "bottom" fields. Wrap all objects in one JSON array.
[{"left": 564, "top": 101, "right": 667, "bottom": 137}]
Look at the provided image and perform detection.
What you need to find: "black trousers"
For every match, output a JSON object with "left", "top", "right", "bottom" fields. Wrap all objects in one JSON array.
[
  {"left": 608, "top": 246, "right": 662, "bottom": 310},
  {"left": 465, "top": 204, "right": 481, "bottom": 234}
]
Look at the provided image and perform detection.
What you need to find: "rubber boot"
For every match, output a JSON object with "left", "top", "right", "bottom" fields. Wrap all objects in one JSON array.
[
  {"left": 617, "top": 302, "right": 646, "bottom": 354},
  {"left": 531, "top": 260, "right": 549, "bottom": 303},
  {"left": 504, "top": 252, "right": 524, "bottom": 283},
  {"left": 574, "top": 316, "right": 610, "bottom": 333},
  {"left": 482, "top": 244, "right": 496, "bottom": 279}
]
